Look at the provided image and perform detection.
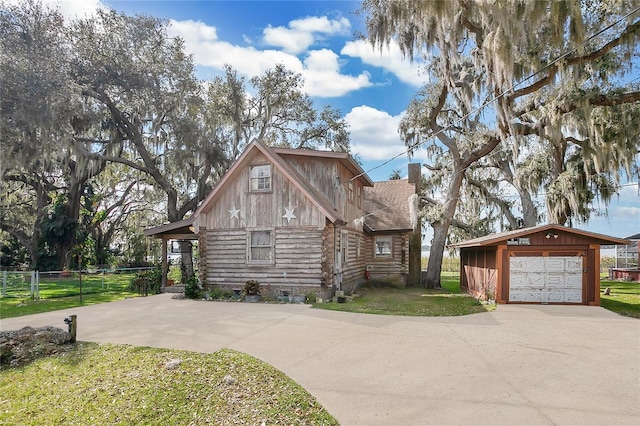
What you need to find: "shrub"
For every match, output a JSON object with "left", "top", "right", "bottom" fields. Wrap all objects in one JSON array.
[
  {"left": 184, "top": 274, "right": 200, "bottom": 299},
  {"left": 209, "top": 287, "right": 234, "bottom": 300},
  {"left": 305, "top": 292, "right": 317, "bottom": 304},
  {"left": 130, "top": 266, "right": 162, "bottom": 295},
  {"left": 243, "top": 280, "right": 260, "bottom": 296}
]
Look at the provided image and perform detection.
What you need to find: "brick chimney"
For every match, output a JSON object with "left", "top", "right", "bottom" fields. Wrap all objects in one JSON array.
[
  {"left": 408, "top": 163, "right": 421, "bottom": 193},
  {"left": 407, "top": 163, "right": 422, "bottom": 286}
]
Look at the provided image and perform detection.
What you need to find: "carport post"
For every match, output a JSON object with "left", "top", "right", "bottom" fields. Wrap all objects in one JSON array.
[{"left": 161, "top": 238, "right": 168, "bottom": 288}]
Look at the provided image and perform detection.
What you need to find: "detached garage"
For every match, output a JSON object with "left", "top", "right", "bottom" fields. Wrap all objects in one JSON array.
[{"left": 451, "top": 225, "right": 629, "bottom": 305}]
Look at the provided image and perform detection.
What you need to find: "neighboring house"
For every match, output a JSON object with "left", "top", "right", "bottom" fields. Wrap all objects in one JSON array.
[
  {"left": 617, "top": 233, "right": 639, "bottom": 267},
  {"left": 609, "top": 233, "right": 640, "bottom": 281},
  {"left": 145, "top": 139, "right": 421, "bottom": 299}
]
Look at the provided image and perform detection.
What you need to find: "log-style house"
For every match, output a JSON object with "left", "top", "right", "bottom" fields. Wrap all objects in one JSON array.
[{"left": 145, "top": 140, "right": 421, "bottom": 299}]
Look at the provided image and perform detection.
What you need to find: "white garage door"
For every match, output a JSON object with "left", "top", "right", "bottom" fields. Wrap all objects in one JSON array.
[{"left": 509, "top": 256, "right": 583, "bottom": 303}]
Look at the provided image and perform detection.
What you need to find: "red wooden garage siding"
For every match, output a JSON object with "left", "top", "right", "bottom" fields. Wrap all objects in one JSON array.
[{"left": 452, "top": 225, "right": 629, "bottom": 306}]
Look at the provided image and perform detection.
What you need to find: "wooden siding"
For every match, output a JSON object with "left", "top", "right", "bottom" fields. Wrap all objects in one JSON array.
[
  {"left": 203, "top": 227, "right": 330, "bottom": 294},
  {"left": 460, "top": 249, "right": 497, "bottom": 299},
  {"left": 339, "top": 229, "right": 368, "bottom": 293},
  {"left": 523, "top": 230, "right": 599, "bottom": 246},
  {"left": 203, "top": 153, "right": 325, "bottom": 230},
  {"left": 195, "top": 146, "right": 410, "bottom": 296},
  {"left": 362, "top": 233, "right": 409, "bottom": 286},
  {"left": 283, "top": 156, "right": 365, "bottom": 232}
]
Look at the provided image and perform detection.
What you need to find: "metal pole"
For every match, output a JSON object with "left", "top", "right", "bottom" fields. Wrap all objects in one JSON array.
[
  {"left": 2, "top": 270, "right": 6, "bottom": 297},
  {"left": 35, "top": 270, "right": 39, "bottom": 299},
  {"left": 30, "top": 270, "right": 35, "bottom": 298},
  {"left": 79, "top": 254, "right": 83, "bottom": 304}
]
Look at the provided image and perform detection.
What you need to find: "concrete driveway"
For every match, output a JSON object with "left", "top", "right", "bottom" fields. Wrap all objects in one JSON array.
[{"left": 2, "top": 294, "right": 639, "bottom": 425}]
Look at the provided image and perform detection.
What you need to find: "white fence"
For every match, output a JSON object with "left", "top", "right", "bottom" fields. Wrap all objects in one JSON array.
[{"left": 1, "top": 270, "right": 39, "bottom": 299}]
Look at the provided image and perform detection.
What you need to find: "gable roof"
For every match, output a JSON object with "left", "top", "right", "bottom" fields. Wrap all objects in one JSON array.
[
  {"left": 272, "top": 147, "right": 374, "bottom": 187},
  {"left": 363, "top": 179, "right": 416, "bottom": 232},
  {"left": 194, "top": 139, "right": 346, "bottom": 224},
  {"left": 450, "top": 224, "right": 630, "bottom": 248}
]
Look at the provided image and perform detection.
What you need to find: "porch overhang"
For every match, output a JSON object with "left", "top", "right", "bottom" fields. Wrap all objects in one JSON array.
[
  {"left": 143, "top": 218, "right": 197, "bottom": 240},
  {"left": 143, "top": 218, "right": 197, "bottom": 290}
]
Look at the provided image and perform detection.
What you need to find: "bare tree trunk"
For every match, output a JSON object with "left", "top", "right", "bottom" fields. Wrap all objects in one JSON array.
[
  {"left": 423, "top": 168, "right": 465, "bottom": 288},
  {"left": 519, "top": 189, "right": 538, "bottom": 227},
  {"left": 424, "top": 222, "right": 448, "bottom": 288}
]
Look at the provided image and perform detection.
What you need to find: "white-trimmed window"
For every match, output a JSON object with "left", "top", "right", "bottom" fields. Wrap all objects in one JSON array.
[
  {"left": 375, "top": 235, "right": 393, "bottom": 257},
  {"left": 248, "top": 229, "right": 273, "bottom": 264},
  {"left": 250, "top": 165, "right": 271, "bottom": 191}
]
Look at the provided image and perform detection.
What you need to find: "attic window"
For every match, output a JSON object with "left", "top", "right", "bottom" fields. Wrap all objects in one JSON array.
[
  {"left": 375, "top": 235, "right": 392, "bottom": 257},
  {"left": 250, "top": 165, "right": 271, "bottom": 191}
]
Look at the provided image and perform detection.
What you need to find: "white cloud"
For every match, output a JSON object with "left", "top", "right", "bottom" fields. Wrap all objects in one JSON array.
[
  {"left": 263, "top": 26, "right": 314, "bottom": 54},
  {"left": 168, "top": 19, "right": 218, "bottom": 44},
  {"left": 341, "top": 39, "right": 426, "bottom": 87},
  {"left": 612, "top": 206, "right": 640, "bottom": 218},
  {"left": 345, "top": 106, "right": 406, "bottom": 161},
  {"left": 302, "top": 49, "right": 373, "bottom": 97},
  {"left": 167, "top": 20, "right": 372, "bottom": 98},
  {"left": 262, "top": 16, "right": 350, "bottom": 54}
]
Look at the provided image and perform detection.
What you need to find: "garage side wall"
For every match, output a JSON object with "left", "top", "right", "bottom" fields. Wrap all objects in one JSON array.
[{"left": 460, "top": 248, "right": 497, "bottom": 300}]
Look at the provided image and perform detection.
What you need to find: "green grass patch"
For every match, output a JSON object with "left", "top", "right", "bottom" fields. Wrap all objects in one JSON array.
[
  {"left": 0, "top": 343, "right": 337, "bottom": 425},
  {"left": 314, "top": 278, "right": 492, "bottom": 316},
  {"left": 0, "top": 273, "right": 139, "bottom": 319},
  {"left": 600, "top": 280, "right": 640, "bottom": 318}
]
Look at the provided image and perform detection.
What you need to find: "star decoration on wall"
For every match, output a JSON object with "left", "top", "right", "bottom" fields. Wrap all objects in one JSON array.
[
  {"left": 228, "top": 206, "right": 240, "bottom": 220},
  {"left": 282, "top": 206, "right": 296, "bottom": 224}
]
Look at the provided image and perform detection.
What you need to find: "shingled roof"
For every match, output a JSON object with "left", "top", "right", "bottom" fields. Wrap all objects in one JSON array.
[{"left": 363, "top": 179, "right": 416, "bottom": 232}]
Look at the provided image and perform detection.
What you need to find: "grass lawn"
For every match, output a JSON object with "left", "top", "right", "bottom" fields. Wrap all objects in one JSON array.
[
  {"left": 600, "top": 279, "right": 640, "bottom": 318},
  {"left": 0, "top": 273, "right": 140, "bottom": 319},
  {"left": 314, "top": 275, "right": 494, "bottom": 316},
  {"left": 0, "top": 343, "right": 337, "bottom": 425}
]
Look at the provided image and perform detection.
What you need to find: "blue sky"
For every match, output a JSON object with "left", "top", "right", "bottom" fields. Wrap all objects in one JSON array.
[{"left": 34, "top": 0, "right": 639, "bottom": 239}]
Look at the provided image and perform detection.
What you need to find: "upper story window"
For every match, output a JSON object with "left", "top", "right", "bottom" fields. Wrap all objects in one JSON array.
[
  {"left": 356, "top": 185, "right": 362, "bottom": 208},
  {"left": 348, "top": 182, "right": 354, "bottom": 204},
  {"left": 250, "top": 165, "right": 271, "bottom": 191}
]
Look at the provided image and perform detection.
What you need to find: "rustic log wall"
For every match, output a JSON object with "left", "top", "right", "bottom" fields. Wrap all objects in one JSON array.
[
  {"left": 361, "top": 233, "right": 409, "bottom": 287},
  {"left": 204, "top": 227, "right": 334, "bottom": 298}
]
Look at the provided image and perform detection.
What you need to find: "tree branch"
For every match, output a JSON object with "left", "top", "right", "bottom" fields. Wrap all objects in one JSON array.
[
  {"left": 466, "top": 176, "right": 518, "bottom": 228},
  {"left": 509, "top": 19, "right": 640, "bottom": 101}
]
